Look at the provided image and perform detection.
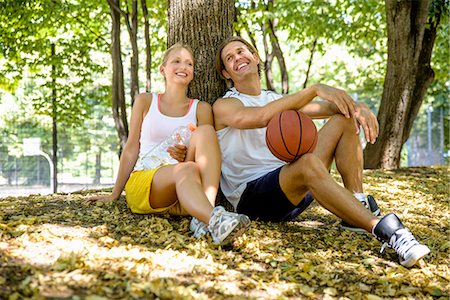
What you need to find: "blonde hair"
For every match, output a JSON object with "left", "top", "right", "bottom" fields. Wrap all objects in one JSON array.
[
  {"left": 161, "top": 42, "right": 195, "bottom": 66},
  {"left": 215, "top": 36, "right": 262, "bottom": 87}
]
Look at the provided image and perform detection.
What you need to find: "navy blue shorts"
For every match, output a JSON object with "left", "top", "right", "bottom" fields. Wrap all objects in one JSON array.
[{"left": 236, "top": 167, "right": 314, "bottom": 222}]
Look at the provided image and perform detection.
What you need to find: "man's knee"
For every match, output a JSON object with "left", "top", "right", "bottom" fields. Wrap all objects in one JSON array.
[
  {"left": 291, "top": 153, "right": 329, "bottom": 182},
  {"left": 328, "top": 114, "right": 354, "bottom": 132}
]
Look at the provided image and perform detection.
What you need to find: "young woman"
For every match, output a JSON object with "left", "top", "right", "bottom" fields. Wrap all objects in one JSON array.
[{"left": 89, "top": 43, "right": 250, "bottom": 246}]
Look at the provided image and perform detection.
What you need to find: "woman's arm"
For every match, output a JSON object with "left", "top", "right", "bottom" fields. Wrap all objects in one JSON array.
[
  {"left": 88, "top": 93, "right": 150, "bottom": 202},
  {"left": 196, "top": 101, "right": 214, "bottom": 126}
]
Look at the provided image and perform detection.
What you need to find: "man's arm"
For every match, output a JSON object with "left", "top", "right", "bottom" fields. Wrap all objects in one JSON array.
[
  {"left": 214, "top": 85, "right": 318, "bottom": 130},
  {"left": 213, "top": 84, "right": 357, "bottom": 130},
  {"left": 301, "top": 101, "right": 379, "bottom": 144}
]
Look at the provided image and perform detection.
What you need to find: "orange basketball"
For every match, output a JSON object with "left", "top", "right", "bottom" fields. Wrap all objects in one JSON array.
[{"left": 265, "top": 110, "right": 318, "bottom": 162}]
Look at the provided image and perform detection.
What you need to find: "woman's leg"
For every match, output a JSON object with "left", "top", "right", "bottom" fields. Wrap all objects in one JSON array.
[
  {"left": 184, "top": 124, "right": 222, "bottom": 206},
  {"left": 150, "top": 162, "right": 213, "bottom": 224}
]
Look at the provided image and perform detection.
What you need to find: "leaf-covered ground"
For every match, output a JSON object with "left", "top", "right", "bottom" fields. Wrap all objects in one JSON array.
[{"left": 0, "top": 166, "right": 449, "bottom": 299}]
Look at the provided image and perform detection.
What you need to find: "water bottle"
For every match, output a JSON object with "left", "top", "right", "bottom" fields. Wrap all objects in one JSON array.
[{"left": 135, "top": 123, "right": 196, "bottom": 170}]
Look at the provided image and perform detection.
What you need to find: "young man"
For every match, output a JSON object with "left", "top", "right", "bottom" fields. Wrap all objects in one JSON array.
[{"left": 210, "top": 36, "right": 430, "bottom": 267}]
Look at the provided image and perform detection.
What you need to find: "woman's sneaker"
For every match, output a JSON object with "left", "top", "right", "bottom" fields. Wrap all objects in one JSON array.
[
  {"left": 341, "top": 195, "right": 381, "bottom": 233},
  {"left": 208, "top": 206, "right": 250, "bottom": 246},
  {"left": 190, "top": 217, "right": 209, "bottom": 238},
  {"left": 373, "top": 213, "right": 430, "bottom": 267}
]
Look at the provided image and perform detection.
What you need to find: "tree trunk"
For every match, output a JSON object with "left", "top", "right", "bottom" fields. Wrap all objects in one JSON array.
[
  {"left": 108, "top": 0, "right": 128, "bottom": 150},
  {"left": 167, "top": 0, "right": 235, "bottom": 104},
  {"left": 364, "top": 0, "right": 440, "bottom": 169},
  {"left": 141, "top": 0, "right": 152, "bottom": 92},
  {"left": 261, "top": 0, "right": 289, "bottom": 94},
  {"left": 268, "top": 18, "right": 288, "bottom": 94},
  {"left": 51, "top": 43, "right": 58, "bottom": 193},
  {"left": 108, "top": 0, "right": 139, "bottom": 106},
  {"left": 262, "top": 23, "right": 276, "bottom": 91},
  {"left": 129, "top": 0, "right": 139, "bottom": 104},
  {"left": 303, "top": 34, "right": 318, "bottom": 89},
  {"left": 94, "top": 150, "right": 101, "bottom": 184}
]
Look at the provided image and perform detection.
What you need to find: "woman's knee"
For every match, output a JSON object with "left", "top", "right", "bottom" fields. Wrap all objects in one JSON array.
[
  {"left": 193, "top": 124, "right": 217, "bottom": 139},
  {"left": 174, "top": 161, "right": 200, "bottom": 178}
]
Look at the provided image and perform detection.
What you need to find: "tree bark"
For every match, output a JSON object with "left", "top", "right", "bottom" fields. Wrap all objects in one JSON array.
[
  {"left": 261, "top": 0, "right": 289, "bottom": 94},
  {"left": 108, "top": 0, "right": 139, "bottom": 106},
  {"left": 51, "top": 43, "right": 58, "bottom": 193},
  {"left": 303, "top": 34, "right": 318, "bottom": 89},
  {"left": 141, "top": 0, "right": 152, "bottom": 92},
  {"left": 268, "top": 18, "right": 288, "bottom": 94},
  {"left": 167, "top": 0, "right": 235, "bottom": 104},
  {"left": 108, "top": 0, "right": 128, "bottom": 150},
  {"left": 364, "top": 0, "right": 440, "bottom": 169},
  {"left": 262, "top": 23, "right": 276, "bottom": 91}
]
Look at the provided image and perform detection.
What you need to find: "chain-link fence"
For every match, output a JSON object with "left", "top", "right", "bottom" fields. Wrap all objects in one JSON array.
[
  {"left": 0, "top": 148, "right": 119, "bottom": 198},
  {"left": 1, "top": 105, "right": 447, "bottom": 198}
]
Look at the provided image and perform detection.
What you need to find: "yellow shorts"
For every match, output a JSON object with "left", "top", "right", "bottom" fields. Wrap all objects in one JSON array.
[{"left": 124, "top": 168, "right": 188, "bottom": 215}]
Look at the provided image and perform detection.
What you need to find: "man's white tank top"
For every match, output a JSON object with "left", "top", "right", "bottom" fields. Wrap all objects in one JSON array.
[
  {"left": 136, "top": 93, "right": 199, "bottom": 169},
  {"left": 216, "top": 88, "right": 285, "bottom": 209}
]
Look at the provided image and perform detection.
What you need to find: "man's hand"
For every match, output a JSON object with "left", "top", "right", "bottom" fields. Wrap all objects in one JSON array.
[
  {"left": 354, "top": 103, "right": 379, "bottom": 144},
  {"left": 167, "top": 144, "right": 187, "bottom": 162},
  {"left": 314, "top": 84, "right": 356, "bottom": 119},
  {"left": 85, "top": 194, "right": 117, "bottom": 204}
]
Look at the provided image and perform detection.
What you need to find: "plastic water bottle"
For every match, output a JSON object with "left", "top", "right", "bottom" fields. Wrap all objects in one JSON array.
[{"left": 135, "top": 123, "right": 196, "bottom": 170}]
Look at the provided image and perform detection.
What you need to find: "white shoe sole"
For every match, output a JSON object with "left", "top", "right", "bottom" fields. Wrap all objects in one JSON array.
[
  {"left": 400, "top": 245, "right": 431, "bottom": 268},
  {"left": 214, "top": 216, "right": 250, "bottom": 246}
]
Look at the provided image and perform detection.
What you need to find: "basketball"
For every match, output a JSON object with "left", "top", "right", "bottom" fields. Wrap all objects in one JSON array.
[{"left": 265, "top": 110, "right": 318, "bottom": 162}]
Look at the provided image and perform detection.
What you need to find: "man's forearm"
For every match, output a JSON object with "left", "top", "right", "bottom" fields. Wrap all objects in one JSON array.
[{"left": 300, "top": 101, "right": 341, "bottom": 119}]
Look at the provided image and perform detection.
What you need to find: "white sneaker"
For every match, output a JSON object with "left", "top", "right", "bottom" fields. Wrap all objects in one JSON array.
[
  {"left": 373, "top": 213, "right": 430, "bottom": 267},
  {"left": 190, "top": 217, "right": 209, "bottom": 238},
  {"left": 381, "top": 228, "right": 431, "bottom": 268},
  {"left": 208, "top": 206, "right": 250, "bottom": 246}
]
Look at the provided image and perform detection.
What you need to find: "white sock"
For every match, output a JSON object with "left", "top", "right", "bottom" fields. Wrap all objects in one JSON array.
[{"left": 353, "top": 193, "right": 367, "bottom": 203}]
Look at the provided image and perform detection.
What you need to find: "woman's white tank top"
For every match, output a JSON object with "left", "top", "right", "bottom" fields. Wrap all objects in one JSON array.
[{"left": 137, "top": 92, "right": 199, "bottom": 165}]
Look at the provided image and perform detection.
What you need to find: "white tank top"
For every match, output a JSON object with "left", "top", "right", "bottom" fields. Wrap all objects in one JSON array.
[
  {"left": 216, "top": 88, "right": 285, "bottom": 209},
  {"left": 136, "top": 93, "right": 199, "bottom": 169}
]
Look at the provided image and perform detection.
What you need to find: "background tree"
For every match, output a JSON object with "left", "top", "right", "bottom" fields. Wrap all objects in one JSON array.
[
  {"left": 167, "top": 0, "right": 236, "bottom": 104},
  {"left": 364, "top": 0, "right": 448, "bottom": 169},
  {"left": 0, "top": 0, "right": 109, "bottom": 191}
]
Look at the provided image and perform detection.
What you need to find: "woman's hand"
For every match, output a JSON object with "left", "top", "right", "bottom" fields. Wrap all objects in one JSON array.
[
  {"left": 85, "top": 194, "right": 117, "bottom": 204},
  {"left": 167, "top": 144, "right": 187, "bottom": 162}
]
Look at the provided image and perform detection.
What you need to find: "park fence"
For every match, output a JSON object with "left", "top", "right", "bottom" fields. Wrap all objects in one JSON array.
[{"left": 0, "top": 105, "right": 447, "bottom": 198}]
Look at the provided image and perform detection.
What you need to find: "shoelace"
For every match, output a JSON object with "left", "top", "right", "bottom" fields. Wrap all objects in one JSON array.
[
  {"left": 380, "top": 228, "right": 418, "bottom": 255},
  {"left": 210, "top": 209, "right": 239, "bottom": 235},
  {"left": 193, "top": 220, "right": 208, "bottom": 235}
]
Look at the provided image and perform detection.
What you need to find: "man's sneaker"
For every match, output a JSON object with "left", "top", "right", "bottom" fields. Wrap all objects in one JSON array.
[
  {"left": 208, "top": 206, "right": 250, "bottom": 246},
  {"left": 373, "top": 213, "right": 430, "bottom": 267},
  {"left": 367, "top": 195, "right": 381, "bottom": 216},
  {"left": 341, "top": 194, "right": 381, "bottom": 233},
  {"left": 190, "top": 217, "right": 209, "bottom": 238}
]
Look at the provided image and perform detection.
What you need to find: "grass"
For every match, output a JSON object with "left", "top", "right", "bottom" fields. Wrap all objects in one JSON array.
[{"left": 0, "top": 166, "right": 449, "bottom": 299}]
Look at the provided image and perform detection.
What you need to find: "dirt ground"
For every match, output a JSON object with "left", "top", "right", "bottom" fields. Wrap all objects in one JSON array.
[{"left": 0, "top": 166, "right": 448, "bottom": 299}]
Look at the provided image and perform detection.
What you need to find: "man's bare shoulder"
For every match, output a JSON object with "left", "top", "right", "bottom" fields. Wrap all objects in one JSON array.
[{"left": 213, "top": 97, "right": 243, "bottom": 111}]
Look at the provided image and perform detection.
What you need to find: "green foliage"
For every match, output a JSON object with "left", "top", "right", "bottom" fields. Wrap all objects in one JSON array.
[{"left": 0, "top": 0, "right": 110, "bottom": 125}]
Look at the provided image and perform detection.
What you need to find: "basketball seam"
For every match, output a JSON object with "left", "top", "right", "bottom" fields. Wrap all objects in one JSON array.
[
  {"left": 279, "top": 111, "right": 295, "bottom": 159},
  {"left": 266, "top": 133, "right": 291, "bottom": 161},
  {"left": 295, "top": 111, "right": 303, "bottom": 160},
  {"left": 305, "top": 127, "right": 317, "bottom": 154}
]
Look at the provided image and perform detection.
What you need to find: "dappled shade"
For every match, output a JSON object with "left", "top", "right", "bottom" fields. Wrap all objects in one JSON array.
[{"left": 0, "top": 166, "right": 448, "bottom": 298}]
